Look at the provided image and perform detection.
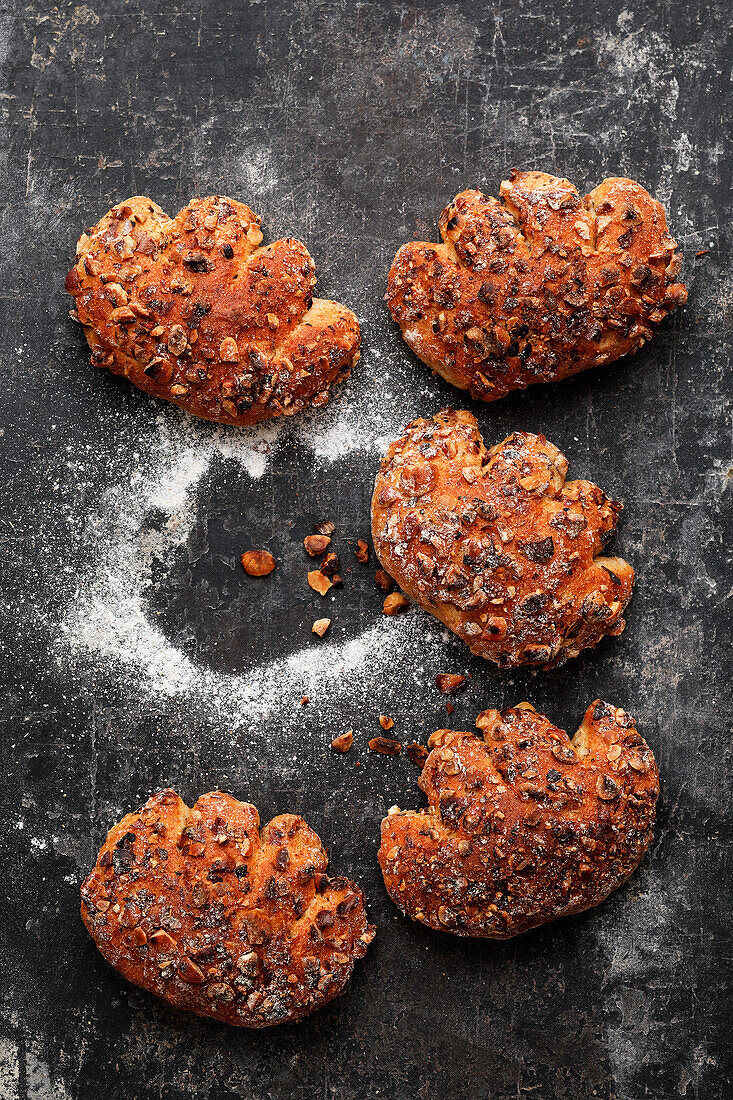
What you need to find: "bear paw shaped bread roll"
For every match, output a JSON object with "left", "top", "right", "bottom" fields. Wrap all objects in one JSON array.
[
  {"left": 387, "top": 171, "right": 686, "bottom": 400},
  {"left": 372, "top": 410, "right": 634, "bottom": 669},
  {"left": 81, "top": 789, "right": 375, "bottom": 1027},
  {"left": 379, "top": 701, "right": 658, "bottom": 938},
  {"left": 66, "top": 196, "right": 360, "bottom": 425}
]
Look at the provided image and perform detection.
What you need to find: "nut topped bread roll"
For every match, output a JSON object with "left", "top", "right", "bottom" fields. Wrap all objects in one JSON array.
[
  {"left": 379, "top": 701, "right": 659, "bottom": 938},
  {"left": 81, "top": 789, "right": 375, "bottom": 1027},
  {"left": 66, "top": 196, "right": 360, "bottom": 425},
  {"left": 387, "top": 171, "right": 686, "bottom": 400},
  {"left": 372, "top": 409, "right": 634, "bottom": 669}
]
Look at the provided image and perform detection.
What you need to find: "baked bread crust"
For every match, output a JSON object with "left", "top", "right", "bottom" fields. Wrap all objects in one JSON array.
[
  {"left": 65, "top": 196, "right": 360, "bottom": 425},
  {"left": 387, "top": 171, "right": 686, "bottom": 400},
  {"left": 81, "top": 789, "right": 375, "bottom": 1027},
  {"left": 371, "top": 409, "right": 634, "bottom": 669},
  {"left": 379, "top": 701, "right": 658, "bottom": 938}
]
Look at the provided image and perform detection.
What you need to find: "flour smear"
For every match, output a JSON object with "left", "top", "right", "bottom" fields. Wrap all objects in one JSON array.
[{"left": 54, "top": 343, "right": 451, "bottom": 732}]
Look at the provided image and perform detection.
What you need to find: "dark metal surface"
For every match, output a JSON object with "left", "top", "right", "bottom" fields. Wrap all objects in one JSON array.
[{"left": 1, "top": 2, "right": 730, "bottom": 1097}]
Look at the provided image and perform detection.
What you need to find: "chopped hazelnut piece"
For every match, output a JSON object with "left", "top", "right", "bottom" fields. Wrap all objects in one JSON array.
[
  {"left": 446, "top": 703, "right": 454, "bottom": 715},
  {"left": 375, "top": 569, "right": 394, "bottom": 592},
  {"left": 428, "top": 729, "right": 451, "bottom": 748},
  {"left": 383, "top": 592, "right": 409, "bottom": 615},
  {"left": 405, "top": 742, "right": 429, "bottom": 768},
  {"left": 299, "top": 696, "right": 309, "bottom": 706},
  {"left": 320, "top": 551, "right": 340, "bottom": 578},
  {"left": 475, "top": 708, "right": 502, "bottom": 731},
  {"left": 331, "top": 731, "right": 353, "bottom": 753},
  {"left": 219, "top": 337, "right": 239, "bottom": 362},
  {"left": 304, "top": 534, "right": 331, "bottom": 556},
  {"left": 315, "top": 521, "right": 335, "bottom": 536},
  {"left": 241, "top": 550, "right": 276, "bottom": 576},
  {"left": 312, "top": 618, "right": 331, "bottom": 637},
  {"left": 368, "top": 737, "right": 402, "bottom": 756},
  {"left": 378, "top": 715, "right": 394, "bottom": 730},
  {"left": 355, "top": 540, "right": 370, "bottom": 563},
  {"left": 308, "top": 570, "right": 333, "bottom": 596},
  {"left": 435, "top": 673, "right": 467, "bottom": 694}
]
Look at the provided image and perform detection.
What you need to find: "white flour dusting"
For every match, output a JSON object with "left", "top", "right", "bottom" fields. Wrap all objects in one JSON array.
[{"left": 54, "top": 340, "right": 453, "bottom": 733}]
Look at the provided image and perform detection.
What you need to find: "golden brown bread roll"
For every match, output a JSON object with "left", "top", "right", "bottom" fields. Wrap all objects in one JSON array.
[
  {"left": 371, "top": 409, "right": 634, "bottom": 669},
  {"left": 387, "top": 171, "right": 686, "bottom": 400},
  {"left": 66, "top": 196, "right": 360, "bottom": 425},
  {"left": 81, "top": 789, "right": 375, "bottom": 1027},
  {"left": 379, "top": 701, "right": 659, "bottom": 938}
]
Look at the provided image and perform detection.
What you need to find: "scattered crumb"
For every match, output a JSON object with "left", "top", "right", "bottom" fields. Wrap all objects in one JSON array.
[
  {"left": 240, "top": 550, "right": 276, "bottom": 576},
  {"left": 312, "top": 618, "right": 331, "bottom": 637},
  {"left": 375, "top": 569, "right": 394, "bottom": 591},
  {"left": 378, "top": 715, "right": 394, "bottom": 729},
  {"left": 320, "top": 551, "right": 340, "bottom": 578},
  {"left": 383, "top": 592, "right": 409, "bottom": 615},
  {"left": 368, "top": 736, "right": 402, "bottom": 755},
  {"left": 331, "top": 730, "right": 353, "bottom": 753},
  {"left": 435, "top": 673, "right": 467, "bottom": 694},
  {"left": 304, "top": 534, "right": 331, "bottom": 556},
  {"left": 355, "top": 539, "right": 370, "bottom": 563},
  {"left": 405, "top": 742, "right": 429, "bottom": 768},
  {"left": 308, "top": 570, "right": 332, "bottom": 596}
]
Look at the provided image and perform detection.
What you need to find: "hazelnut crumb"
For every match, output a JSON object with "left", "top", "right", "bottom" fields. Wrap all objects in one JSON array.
[
  {"left": 299, "top": 696, "right": 309, "bottom": 706},
  {"left": 383, "top": 592, "right": 409, "bottom": 615},
  {"left": 315, "top": 521, "right": 335, "bottom": 536},
  {"left": 435, "top": 673, "right": 467, "bottom": 694},
  {"left": 355, "top": 539, "right": 370, "bottom": 563},
  {"left": 375, "top": 569, "right": 394, "bottom": 592},
  {"left": 241, "top": 550, "right": 276, "bottom": 576},
  {"left": 446, "top": 703, "right": 454, "bottom": 715},
  {"left": 320, "top": 551, "right": 340, "bottom": 578},
  {"left": 312, "top": 618, "right": 331, "bottom": 637},
  {"left": 369, "top": 736, "right": 402, "bottom": 755},
  {"left": 331, "top": 731, "right": 353, "bottom": 753},
  {"left": 378, "top": 715, "right": 394, "bottom": 730},
  {"left": 405, "top": 742, "right": 429, "bottom": 768},
  {"left": 308, "top": 570, "right": 333, "bottom": 596},
  {"left": 304, "top": 534, "right": 331, "bottom": 556}
]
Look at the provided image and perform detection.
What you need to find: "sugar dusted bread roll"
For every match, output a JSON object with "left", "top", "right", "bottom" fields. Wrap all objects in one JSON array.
[
  {"left": 379, "top": 701, "right": 659, "bottom": 938},
  {"left": 372, "top": 409, "right": 634, "bottom": 669},
  {"left": 387, "top": 171, "right": 686, "bottom": 399},
  {"left": 81, "top": 789, "right": 375, "bottom": 1027},
  {"left": 66, "top": 195, "right": 360, "bottom": 425}
]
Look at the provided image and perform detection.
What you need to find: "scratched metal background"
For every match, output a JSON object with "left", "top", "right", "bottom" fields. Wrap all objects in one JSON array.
[{"left": 1, "top": 1, "right": 731, "bottom": 1098}]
